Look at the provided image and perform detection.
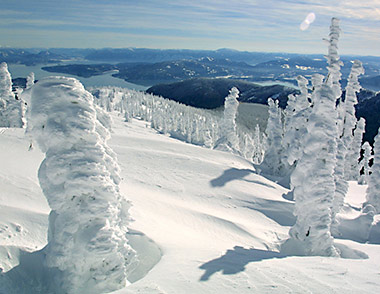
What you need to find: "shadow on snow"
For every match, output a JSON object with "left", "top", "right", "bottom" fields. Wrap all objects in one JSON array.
[
  {"left": 199, "top": 246, "right": 285, "bottom": 282},
  {"left": 210, "top": 168, "right": 277, "bottom": 189}
]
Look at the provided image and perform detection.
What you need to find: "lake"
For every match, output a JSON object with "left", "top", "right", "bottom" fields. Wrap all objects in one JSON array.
[{"left": 7, "top": 63, "right": 148, "bottom": 91}]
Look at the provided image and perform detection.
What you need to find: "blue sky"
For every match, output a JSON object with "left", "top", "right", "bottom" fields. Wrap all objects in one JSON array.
[{"left": 0, "top": 0, "right": 379, "bottom": 56}]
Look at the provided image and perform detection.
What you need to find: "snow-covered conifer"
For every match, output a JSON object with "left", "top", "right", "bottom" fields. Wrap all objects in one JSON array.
[
  {"left": 26, "top": 72, "right": 35, "bottom": 89},
  {"left": 342, "top": 60, "right": 365, "bottom": 179},
  {"left": 322, "top": 18, "right": 350, "bottom": 225},
  {"left": 0, "top": 62, "right": 24, "bottom": 127},
  {"left": 366, "top": 129, "right": 380, "bottom": 213},
  {"left": 282, "top": 75, "right": 311, "bottom": 167},
  {"left": 28, "top": 77, "right": 136, "bottom": 294},
  {"left": 359, "top": 141, "right": 372, "bottom": 185},
  {"left": 325, "top": 18, "right": 343, "bottom": 100},
  {"left": 288, "top": 82, "right": 340, "bottom": 256},
  {"left": 287, "top": 18, "right": 344, "bottom": 256},
  {"left": 252, "top": 124, "right": 265, "bottom": 164},
  {"left": 260, "top": 98, "right": 285, "bottom": 175},
  {"left": 214, "top": 87, "right": 240, "bottom": 153},
  {"left": 346, "top": 117, "right": 366, "bottom": 181}
]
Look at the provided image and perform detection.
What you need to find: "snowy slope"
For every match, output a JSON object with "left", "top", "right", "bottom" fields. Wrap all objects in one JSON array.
[{"left": 0, "top": 115, "right": 379, "bottom": 293}]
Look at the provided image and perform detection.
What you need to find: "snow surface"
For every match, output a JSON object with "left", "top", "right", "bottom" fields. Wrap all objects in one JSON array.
[{"left": 1, "top": 114, "right": 380, "bottom": 293}]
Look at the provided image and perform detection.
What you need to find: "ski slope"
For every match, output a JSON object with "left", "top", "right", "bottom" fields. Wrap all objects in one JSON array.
[{"left": 0, "top": 114, "right": 379, "bottom": 293}]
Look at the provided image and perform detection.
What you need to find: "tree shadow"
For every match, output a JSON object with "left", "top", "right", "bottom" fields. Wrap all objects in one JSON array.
[
  {"left": 210, "top": 168, "right": 276, "bottom": 189},
  {"left": 199, "top": 246, "right": 285, "bottom": 281}
]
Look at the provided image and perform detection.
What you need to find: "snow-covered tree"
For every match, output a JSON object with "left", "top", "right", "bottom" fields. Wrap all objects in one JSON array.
[
  {"left": 359, "top": 141, "right": 372, "bottom": 185},
  {"left": 214, "top": 87, "right": 240, "bottom": 153},
  {"left": 252, "top": 124, "right": 265, "bottom": 164},
  {"left": 366, "top": 129, "right": 380, "bottom": 213},
  {"left": 260, "top": 98, "right": 286, "bottom": 175},
  {"left": 28, "top": 77, "right": 136, "bottom": 294},
  {"left": 323, "top": 18, "right": 347, "bottom": 225},
  {"left": 286, "top": 18, "right": 344, "bottom": 256},
  {"left": 0, "top": 62, "right": 24, "bottom": 127},
  {"left": 333, "top": 61, "right": 364, "bottom": 226},
  {"left": 91, "top": 86, "right": 264, "bottom": 163},
  {"left": 346, "top": 117, "right": 366, "bottom": 181},
  {"left": 26, "top": 72, "right": 35, "bottom": 89},
  {"left": 282, "top": 75, "right": 311, "bottom": 167},
  {"left": 288, "top": 81, "right": 340, "bottom": 256}
]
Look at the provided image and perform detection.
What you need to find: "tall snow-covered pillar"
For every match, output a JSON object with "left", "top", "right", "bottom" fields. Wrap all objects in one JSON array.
[{"left": 29, "top": 77, "right": 136, "bottom": 294}]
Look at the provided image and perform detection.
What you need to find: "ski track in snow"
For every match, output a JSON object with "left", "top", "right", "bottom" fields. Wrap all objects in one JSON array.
[{"left": 0, "top": 114, "right": 379, "bottom": 293}]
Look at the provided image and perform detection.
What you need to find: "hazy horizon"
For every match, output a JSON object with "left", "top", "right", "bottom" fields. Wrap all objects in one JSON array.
[{"left": 1, "top": 1, "right": 380, "bottom": 56}]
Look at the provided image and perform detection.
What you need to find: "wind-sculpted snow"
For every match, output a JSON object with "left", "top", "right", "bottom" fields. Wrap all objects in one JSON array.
[
  {"left": 91, "top": 86, "right": 265, "bottom": 164},
  {"left": 28, "top": 77, "right": 136, "bottom": 294}
]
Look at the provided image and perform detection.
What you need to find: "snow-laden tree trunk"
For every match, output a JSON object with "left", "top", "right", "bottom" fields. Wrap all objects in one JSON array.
[
  {"left": 288, "top": 82, "right": 340, "bottom": 256},
  {"left": 0, "top": 62, "right": 24, "bottom": 127},
  {"left": 260, "top": 98, "right": 286, "bottom": 175},
  {"left": 366, "top": 129, "right": 380, "bottom": 213},
  {"left": 214, "top": 87, "right": 240, "bottom": 153},
  {"left": 28, "top": 77, "right": 136, "bottom": 294}
]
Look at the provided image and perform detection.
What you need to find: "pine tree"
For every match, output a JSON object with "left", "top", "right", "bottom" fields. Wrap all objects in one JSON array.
[
  {"left": 366, "top": 129, "right": 380, "bottom": 213},
  {"left": 342, "top": 60, "right": 365, "bottom": 180},
  {"left": 286, "top": 18, "right": 344, "bottom": 257},
  {"left": 0, "top": 62, "right": 24, "bottom": 127},
  {"left": 346, "top": 117, "right": 366, "bottom": 181},
  {"left": 260, "top": 98, "right": 285, "bottom": 175},
  {"left": 282, "top": 75, "right": 311, "bottom": 167},
  {"left": 26, "top": 72, "right": 35, "bottom": 89},
  {"left": 359, "top": 141, "right": 372, "bottom": 185},
  {"left": 214, "top": 87, "right": 240, "bottom": 153}
]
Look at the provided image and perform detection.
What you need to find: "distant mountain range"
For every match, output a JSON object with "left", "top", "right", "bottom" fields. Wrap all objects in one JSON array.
[
  {"left": 39, "top": 55, "right": 380, "bottom": 90},
  {"left": 3, "top": 47, "right": 380, "bottom": 144}
]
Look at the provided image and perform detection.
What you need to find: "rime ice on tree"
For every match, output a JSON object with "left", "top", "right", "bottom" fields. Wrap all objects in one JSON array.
[
  {"left": 26, "top": 72, "right": 35, "bottom": 89},
  {"left": 343, "top": 61, "right": 365, "bottom": 181},
  {"left": 366, "top": 129, "right": 380, "bottom": 213},
  {"left": 260, "top": 98, "right": 285, "bottom": 175},
  {"left": 282, "top": 75, "right": 311, "bottom": 168},
  {"left": 359, "top": 141, "right": 372, "bottom": 185},
  {"left": 287, "top": 80, "right": 340, "bottom": 256},
  {"left": 0, "top": 62, "right": 24, "bottom": 127},
  {"left": 214, "top": 87, "right": 240, "bottom": 153},
  {"left": 284, "top": 18, "right": 346, "bottom": 257},
  {"left": 28, "top": 77, "right": 136, "bottom": 294}
]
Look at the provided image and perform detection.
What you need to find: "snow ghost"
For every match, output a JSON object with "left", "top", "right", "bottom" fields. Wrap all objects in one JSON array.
[{"left": 28, "top": 76, "right": 136, "bottom": 294}]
